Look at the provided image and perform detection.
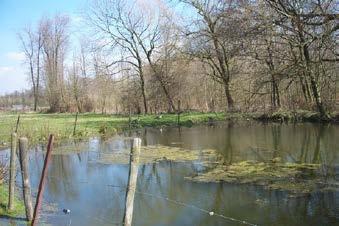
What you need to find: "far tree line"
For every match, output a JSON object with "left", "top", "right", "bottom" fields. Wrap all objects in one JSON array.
[{"left": 1, "top": 0, "right": 338, "bottom": 117}]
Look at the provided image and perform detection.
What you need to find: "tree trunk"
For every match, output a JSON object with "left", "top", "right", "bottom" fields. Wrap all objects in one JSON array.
[
  {"left": 140, "top": 75, "right": 148, "bottom": 114},
  {"left": 271, "top": 77, "right": 280, "bottom": 109},
  {"left": 29, "top": 60, "right": 37, "bottom": 112},
  {"left": 303, "top": 44, "right": 326, "bottom": 116},
  {"left": 155, "top": 71, "right": 176, "bottom": 112},
  {"left": 297, "top": 21, "right": 326, "bottom": 116},
  {"left": 35, "top": 49, "right": 41, "bottom": 112},
  {"left": 146, "top": 57, "right": 176, "bottom": 112},
  {"left": 274, "top": 82, "right": 280, "bottom": 107},
  {"left": 223, "top": 81, "right": 234, "bottom": 112}
]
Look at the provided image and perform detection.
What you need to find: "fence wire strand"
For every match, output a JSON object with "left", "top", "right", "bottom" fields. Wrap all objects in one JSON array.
[
  {"left": 0, "top": 115, "right": 259, "bottom": 226},
  {"left": 38, "top": 173, "right": 258, "bottom": 226}
]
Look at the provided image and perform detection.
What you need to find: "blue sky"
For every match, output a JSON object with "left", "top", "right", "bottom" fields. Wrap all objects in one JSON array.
[
  {"left": 0, "top": 0, "right": 190, "bottom": 95},
  {"left": 0, "top": 0, "right": 86, "bottom": 94}
]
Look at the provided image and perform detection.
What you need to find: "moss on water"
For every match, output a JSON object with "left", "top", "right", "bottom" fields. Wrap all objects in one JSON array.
[
  {"left": 98, "top": 145, "right": 219, "bottom": 165},
  {"left": 55, "top": 139, "right": 335, "bottom": 194},
  {"left": 188, "top": 161, "right": 335, "bottom": 193},
  {"left": 0, "top": 184, "right": 25, "bottom": 218}
]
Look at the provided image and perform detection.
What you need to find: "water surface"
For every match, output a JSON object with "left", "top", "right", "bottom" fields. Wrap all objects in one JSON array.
[{"left": 0, "top": 121, "right": 338, "bottom": 226}]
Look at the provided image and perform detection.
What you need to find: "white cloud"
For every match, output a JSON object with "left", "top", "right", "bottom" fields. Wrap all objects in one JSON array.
[
  {"left": 0, "top": 66, "right": 28, "bottom": 94},
  {"left": 6, "top": 51, "right": 25, "bottom": 61},
  {"left": 71, "top": 14, "right": 84, "bottom": 26},
  {"left": 73, "top": 15, "right": 83, "bottom": 23},
  {"left": 0, "top": 66, "right": 15, "bottom": 75}
]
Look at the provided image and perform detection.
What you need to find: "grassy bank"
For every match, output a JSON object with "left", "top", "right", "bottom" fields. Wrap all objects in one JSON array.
[
  {"left": 253, "top": 110, "right": 339, "bottom": 123},
  {"left": 0, "top": 112, "right": 240, "bottom": 148},
  {"left": 0, "top": 184, "right": 25, "bottom": 218}
]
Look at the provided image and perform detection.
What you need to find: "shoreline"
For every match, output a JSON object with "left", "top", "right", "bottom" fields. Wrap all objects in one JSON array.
[{"left": 0, "top": 110, "right": 338, "bottom": 149}]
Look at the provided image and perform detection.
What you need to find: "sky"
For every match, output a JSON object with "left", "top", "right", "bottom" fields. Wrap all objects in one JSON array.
[
  {"left": 0, "top": 0, "right": 190, "bottom": 95},
  {"left": 0, "top": 0, "right": 86, "bottom": 95}
]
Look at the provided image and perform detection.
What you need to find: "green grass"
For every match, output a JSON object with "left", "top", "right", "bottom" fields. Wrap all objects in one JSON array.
[
  {"left": 0, "top": 110, "right": 335, "bottom": 149},
  {"left": 0, "top": 184, "right": 25, "bottom": 218},
  {"left": 0, "top": 112, "right": 240, "bottom": 148}
]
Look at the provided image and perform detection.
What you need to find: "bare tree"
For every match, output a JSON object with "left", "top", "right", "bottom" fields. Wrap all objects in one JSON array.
[
  {"left": 88, "top": 0, "right": 177, "bottom": 112},
  {"left": 88, "top": 0, "right": 148, "bottom": 113},
  {"left": 18, "top": 24, "right": 43, "bottom": 111},
  {"left": 41, "top": 15, "right": 70, "bottom": 112},
  {"left": 12, "top": 0, "right": 338, "bottom": 114},
  {"left": 265, "top": 0, "right": 338, "bottom": 116},
  {"left": 180, "top": 0, "right": 252, "bottom": 111}
]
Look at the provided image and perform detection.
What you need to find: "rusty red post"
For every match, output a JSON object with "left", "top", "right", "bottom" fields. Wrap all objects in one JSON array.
[{"left": 31, "top": 134, "right": 54, "bottom": 226}]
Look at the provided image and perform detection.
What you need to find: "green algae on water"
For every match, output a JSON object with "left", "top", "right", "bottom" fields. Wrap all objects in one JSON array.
[
  {"left": 187, "top": 161, "right": 337, "bottom": 193},
  {"left": 98, "top": 145, "right": 220, "bottom": 165}
]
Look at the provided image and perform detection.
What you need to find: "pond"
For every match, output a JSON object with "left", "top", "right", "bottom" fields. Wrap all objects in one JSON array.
[{"left": 0, "top": 121, "right": 338, "bottom": 226}]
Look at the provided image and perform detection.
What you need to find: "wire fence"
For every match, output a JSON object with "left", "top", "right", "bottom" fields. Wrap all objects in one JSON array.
[
  {"left": 2, "top": 153, "right": 258, "bottom": 226},
  {"left": 0, "top": 114, "right": 260, "bottom": 226},
  {"left": 40, "top": 174, "right": 258, "bottom": 226}
]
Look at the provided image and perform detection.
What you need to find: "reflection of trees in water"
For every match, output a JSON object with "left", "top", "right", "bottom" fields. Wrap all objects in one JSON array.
[
  {"left": 212, "top": 183, "right": 223, "bottom": 212},
  {"left": 299, "top": 127, "right": 311, "bottom": 163},
  {"left": 248, "top": 186, "right": 338, "bottom": 225},
  {"left": 268, "top": 124, "right": 328, "bottom": 165},
  {"left": 312, "top": 125, "right": 325, "bottom": 164},
  {"left": 140, "top": 162, "right": 163, "bottom": 192},
  {"left": 295, "top": 125, "right": 325, "bottom": 164},
  {"left": 271, "top": 124, "right": 281, "bottom": 159},
  {"left": 223, "top": 122, "right": 234, "bottom": 164},
  {"left": 290, "top": 192, "right": 337, "bottom": 224},
  {"left": 48, "top": 155, "right": 78, "bottom": 199},
  {"left": 134, "top": 160, "right": 229, "bottom": 225},
  {"left": 23, "top": 123, "right": 338, "bottom": 226}
]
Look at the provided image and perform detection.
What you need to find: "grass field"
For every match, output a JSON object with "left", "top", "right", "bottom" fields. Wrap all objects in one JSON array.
[
  {"left": 0, "top": 184, "right": 25, "bottom": 218},
  {"left": 0, "top": 112, "right": 235, "bottom": 148}
]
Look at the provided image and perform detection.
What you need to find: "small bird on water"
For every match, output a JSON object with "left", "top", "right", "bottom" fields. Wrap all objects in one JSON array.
[{"left": 63, "top": 209, "right": 71, "bottom": 214}]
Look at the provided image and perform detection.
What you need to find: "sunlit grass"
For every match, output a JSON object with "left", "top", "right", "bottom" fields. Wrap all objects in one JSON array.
[
  {"left": 0, "top": 112, "right": 231, "bottom": 148},
  {"left": 0, "top": 184, "right": 25, "bottom": 218}
]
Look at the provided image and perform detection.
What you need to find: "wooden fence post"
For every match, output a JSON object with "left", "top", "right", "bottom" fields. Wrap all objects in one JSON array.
[
  {"left": 19, "top": 137, "right": 33, "bottom": 221},
  {"left": 8, "top": 132, "right": 17, "bottom": 210},
  {"left": 32, "top": 134, "right": 54, "bottom": 226},
  {"left": 73, "top": 112, "right": 78, "bottom": 136},
  {"left": 15, "top": 114, "right": 20, "bottom": 133},
  {"left": 123, "top": 138, "right": 141, "bottom": 226}
]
